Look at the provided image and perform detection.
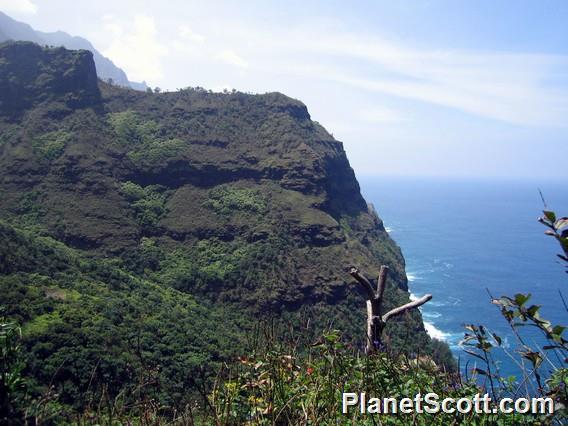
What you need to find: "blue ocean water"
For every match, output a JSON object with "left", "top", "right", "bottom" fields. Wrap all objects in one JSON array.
[{"left": 360, "top": 176, "right": 568, "bottom": 379}]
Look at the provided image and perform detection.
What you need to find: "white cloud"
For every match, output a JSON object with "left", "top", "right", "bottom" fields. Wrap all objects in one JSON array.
[
  {"left": 0, "top": 0, "right": 37, "bottom": 14},
  {"left": 102, "top": 14, "right": 167, "bottom": 83},
  {"left": 99, "top": 14, "right": 568, "bottom": 128},
  {"left": 217, "top": 49, "right": 248, "bottom": 69},
  {"left": 172, "top": 26, "right": 205, "bottom": 55},
  {"left": 245, "top": 27, "right": 568, "bottom": 127},
  {"left": 178, "top": 25, "right": 205, "bottom": 43},
  {"left": 307, "top": 36, "right": 568, "bottom": 126},
  {"left": 101, "top": 14, "right": 122, "bottom": 38},
  {"left": 358, "top": 106, "right": 405, "bottom": 124}
]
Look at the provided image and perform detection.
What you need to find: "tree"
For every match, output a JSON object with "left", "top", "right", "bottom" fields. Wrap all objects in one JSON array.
[
  {"left": 0, "top": 318, "right": 25, "bottom": 424},
  {"left": 349, "top": 265, "right": 432, "bottom": 354}
]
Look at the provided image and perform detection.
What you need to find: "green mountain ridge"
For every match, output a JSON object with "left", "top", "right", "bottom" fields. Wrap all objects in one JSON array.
[
  {"left": 0, "top": 11, "right": 147, "bottom": 90},
  {"left": 0, "top": 41, "right": 441, "bottom": 411}
]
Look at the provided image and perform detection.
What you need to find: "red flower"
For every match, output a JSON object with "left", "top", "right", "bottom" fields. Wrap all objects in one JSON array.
[{"left": 306, "top": 367, "right": 314, "bottom": 375}]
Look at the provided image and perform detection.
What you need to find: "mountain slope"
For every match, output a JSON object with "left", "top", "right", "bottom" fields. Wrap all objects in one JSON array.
[
  {"left": 0, "top": 219, "right": 242, "bottom": 409},
  {"left": 0, "top": 11, "right": 147, "bottom": 90},
  {"left": 0, "top": 41, "right": 440, "bottom": 411}
]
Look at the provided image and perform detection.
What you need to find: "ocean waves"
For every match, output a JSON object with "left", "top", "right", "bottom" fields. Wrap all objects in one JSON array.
[{"left": 408, "top": 261, "right": 461, "bottom": 349}]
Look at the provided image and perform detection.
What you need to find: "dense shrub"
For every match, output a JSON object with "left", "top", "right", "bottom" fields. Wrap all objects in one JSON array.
[
  {"left": 206, "top": 186, "right": 268, "bottom": 215},
  {"left": 31, "top": 129, "right": 71, "bottom": 161}
]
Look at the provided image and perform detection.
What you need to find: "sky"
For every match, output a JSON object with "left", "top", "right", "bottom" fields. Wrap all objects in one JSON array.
[{"left": 1, "top": 0, "right": 567, "bottom": 180}]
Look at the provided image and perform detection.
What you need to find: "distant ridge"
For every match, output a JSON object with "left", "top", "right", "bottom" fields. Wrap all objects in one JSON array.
[{"left": 0, "top": 11, "right": 148, "bottom": 91}]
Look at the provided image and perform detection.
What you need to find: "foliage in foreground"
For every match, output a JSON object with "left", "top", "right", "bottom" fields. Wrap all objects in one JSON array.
[
  {"left": 2, "top": 318, "right": 551, "bottom": 425},
  {"left": 0, "top": 212, "right": 454, "bottom": 423},
  {"left": 0, "top": 220, "right": 248, "bottom": 423},
  {"left": 207, "top": 329, "right": 546, "bottom": 425},
  {"left": 3, "top": 212, "right": 568, "bottom": 424}
]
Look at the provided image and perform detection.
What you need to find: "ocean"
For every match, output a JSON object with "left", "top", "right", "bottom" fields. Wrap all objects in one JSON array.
[{"left": 359, "top": 176, "right": 568, "bottom": 379}]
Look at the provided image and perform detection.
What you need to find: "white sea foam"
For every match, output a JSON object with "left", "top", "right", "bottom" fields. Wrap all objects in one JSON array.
[
  {"left": 422, "top": 311, "right": 442, "bottom": 319},
  {"left": 384, "top": 226, "right": 393, "bottom": 233},
  {"left": 448, "top": 296, "right": 461, "bottom": 306},
  {"left": 424, "top": 322, "right": 449, "bottom": 341},
  {"left": 407, "top": 273, "right": 420, "bottom": 282},
  {"left": 424, "top": 321, "right": 453, "bottom": 342}
]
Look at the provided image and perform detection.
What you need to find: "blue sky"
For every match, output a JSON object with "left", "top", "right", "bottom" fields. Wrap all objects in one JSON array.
[{"left": 2, "top": 0, "right": 567, "bottom": 180}]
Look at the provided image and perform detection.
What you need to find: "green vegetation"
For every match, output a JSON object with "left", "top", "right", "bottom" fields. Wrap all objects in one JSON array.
[
  {"left": 0, "top": 42, "right": 102, "bottom": 117},
  {"left": 12, "top": 191, "right": 45, "bottom": 230},
  {"left": 538, "top": 208, "right": 568, "bottom": 273},
  {"left": 119, "top": 181, "right": 170, "bottom": 231},
  {"left": 3, "top": 208, "right": 561, "bottom": 424},
  {"left": 127, "top": 137, "right": 186, "bottom": 164},
  {"left": 1, "top": 315, "right": 551, "bottom": 425},
  {"left": 108, "top": 110, "right": 159, "bottom": 146},
  {"left": 31, "top": 130, "right": 71, "bottom": 161},
  {"left": 0, "top": 42, "right": 460, "bottom": 423},
  {"left": 0, "top": 124, "right": 19, "bottom": 147},
  {"left": 0, "top": 318, "right": 26, "bottom": 425},
  {"left": 109, "top": 110, "right": 186, "bottom": 165},
  {"left": 143, "top": 235, "right": 290, "bottom": 303},
  {"left": 0, "top": 221, "right": 248, "bottom": 423},
  {"left": 206, "top": 185, "right": 268, "bottom": 215},
  {"left": 207, "top": 330, "right": 541, "bottom": 425}
]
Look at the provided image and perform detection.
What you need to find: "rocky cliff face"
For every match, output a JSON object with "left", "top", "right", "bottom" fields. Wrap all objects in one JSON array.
[
  {"left": 0, "top": 11, "right": 147, "bottom": 90},
  {"left": 0, "top": 42, "right": 100, "bottom": 116},
  {"left": 0, "top": 41, "right": 428, "bottom": 349}
]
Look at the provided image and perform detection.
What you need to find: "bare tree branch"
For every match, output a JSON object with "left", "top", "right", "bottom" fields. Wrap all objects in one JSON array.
[
  {"left": 382, "top": 294, "right": 432, "bottom": 323},
  {"left": 349, "top": 265, "right": 433, "bottom": 354},
  {"left": 349, "top": 267, "right": 375, "bottom": 300},
  {"left": 376, "top": 265, "right": 389, "bottom": 304}
]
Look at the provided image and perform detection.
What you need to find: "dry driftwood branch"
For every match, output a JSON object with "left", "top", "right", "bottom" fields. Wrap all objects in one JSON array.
[
  {"left": 349, "top": 265, "right": 432, "bottom": 354},
  {"left": 382, "top": 294, "right": 432, "bottom": 323},
  {"left": 349, "top": 267, "right": 375, "bottom": 300},
  {"left": 376, "top": 265, "right": 388, "bottom": 308}
]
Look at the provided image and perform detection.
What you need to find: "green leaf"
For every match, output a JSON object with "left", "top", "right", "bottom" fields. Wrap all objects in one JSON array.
[
  {"left": 527, "top": 305, "right": 540, "bottom": 316},
  {"left": 520, "top": 350, "right": 543, "bottom": 368},
  {"left": 492, "top": 333, "right": 502, "bottom": 346},
  {"left": 514, "top": 293, "right": 531, "bottom": 307},
  {"left": 543, "top": 210, "right": 556, "bottom": 223}
]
